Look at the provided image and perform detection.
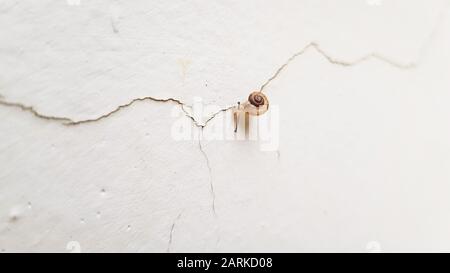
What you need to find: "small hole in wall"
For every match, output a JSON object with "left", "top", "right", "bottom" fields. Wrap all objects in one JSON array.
[
  {"left": 100, "top": 188, "right": 106, "bottom": 197},
  {"left": 126, "top": 225, "right": 131, "bottom": 232},
  {"left": 9, "top": 206, "right": 23, "bottom": 222},
  {"left": 27, "top": 202, "right": 32, "bottom": 209},
  {"left": 96, "top": 211, "right": 101, "bottom": 218},
  {"left": 80, "top": 218, "right": 85, "bottom": 224}
]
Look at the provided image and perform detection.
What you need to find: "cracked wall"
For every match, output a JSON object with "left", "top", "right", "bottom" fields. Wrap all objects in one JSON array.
[{"left": 1, "top": 0, "right": 450, "bottom": 252}]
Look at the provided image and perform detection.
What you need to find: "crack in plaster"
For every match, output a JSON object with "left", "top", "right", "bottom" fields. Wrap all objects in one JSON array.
[
  {"left": 0, "top": 95, "right": 198, "bottom": 126},
  {"left": 0, "top": 100, "right": 73, "bottom": 123},
  {"left": 0, "top": 37, "right": 431, "bottom": 128},
  {"left": 197, "top": 133, "right": 222, "bottom": 248},
  {"left": 166, "top": 212, "right": 182, "bottom": 253},
  {"left": 0, "top": 94, "right": 233, "bottom": 129},
  {"left": 202, "top": 105, "right": 236, "bottom": 127},
  {"left": 1, "top": 0, "right": 448, "bottom": 128},
  {"left": 66, "top": 97, "right": 190, "bottom": 126},
  {"left": 0, "top": 2, "right": 448, "bottom": 125},
  {"left": 259, "top": 1, "right": 448, "bottom": 93},
  {"left": 0, "top": 7, "right": 446, "bottom": 227},
  {"left": 258, "top": 42, "right": 418, "bottom": 93},
  {"left": 198, "top": 129, "right": 216, "bottom": 217},
  {"left": 1, "top": 1, "right": 447, "bottom": 128}
]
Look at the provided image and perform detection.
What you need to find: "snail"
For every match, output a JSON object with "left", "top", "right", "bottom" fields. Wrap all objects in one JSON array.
[{"left": 233, "top": 91, "right": 269, "bottom": 133}]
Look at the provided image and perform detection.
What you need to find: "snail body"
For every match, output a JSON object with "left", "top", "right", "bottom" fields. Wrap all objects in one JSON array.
[{"left": 233, "top": 91, "right": 269, "bottom": 132}]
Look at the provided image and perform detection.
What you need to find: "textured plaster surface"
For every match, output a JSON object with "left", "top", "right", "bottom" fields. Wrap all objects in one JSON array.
[{"left": 1, "top": 0, "right": 450, "bottom": 252}]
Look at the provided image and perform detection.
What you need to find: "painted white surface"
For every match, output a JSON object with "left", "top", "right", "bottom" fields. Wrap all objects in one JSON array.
[{"left": 1, "top": 0, "right": 450, "bottom": 252}]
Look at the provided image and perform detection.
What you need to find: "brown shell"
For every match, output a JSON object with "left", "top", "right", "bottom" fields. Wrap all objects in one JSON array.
[{"left": 248, "top": 92, "right": 267, "bottom": 107}]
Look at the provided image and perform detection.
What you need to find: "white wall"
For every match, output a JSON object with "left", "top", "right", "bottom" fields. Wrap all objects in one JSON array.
[{"left": 1, "top": 0, "right": 450, "bottom": 252}]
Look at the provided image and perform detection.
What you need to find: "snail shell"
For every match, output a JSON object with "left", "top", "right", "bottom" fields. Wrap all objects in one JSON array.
[
  {"left": 244, "top": 91, "right": 269, "bottom": 116},
  {"left": 233, "top": 91, "right": 269, "bottom": 133}
]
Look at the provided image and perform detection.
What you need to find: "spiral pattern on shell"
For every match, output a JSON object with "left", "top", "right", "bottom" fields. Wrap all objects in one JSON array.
[{"left": 248, "top": 92, "right": 267, "bottom": 107}]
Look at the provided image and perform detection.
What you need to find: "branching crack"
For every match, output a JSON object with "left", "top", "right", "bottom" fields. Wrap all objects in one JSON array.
[
  {"left": 202, "top": 105, "right": 236, "bottom": 128},
  {"left": 0, "top": 6, "right": 447, "bottom": 253},
  {"left": 0, "top": 15, "right": 446, "bottom": 245},
  {"left": 0, "top": 95, "right": 233, "bottom": 129},
  {"left": 0, "top": 26, "right": 442, "bottom": 128}
]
